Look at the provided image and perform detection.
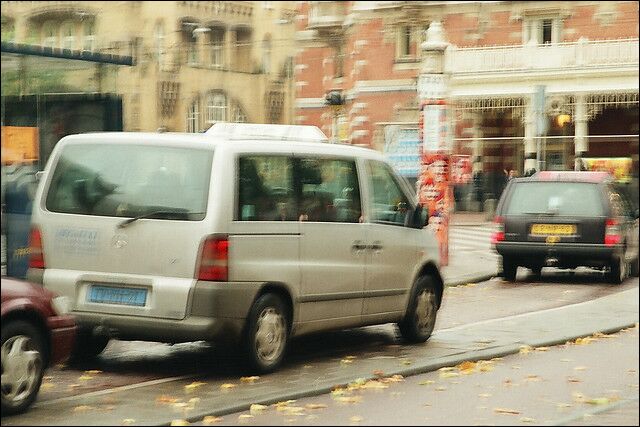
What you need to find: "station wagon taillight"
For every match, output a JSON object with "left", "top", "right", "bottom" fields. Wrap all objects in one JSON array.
[
  {"left": 604, "top": 219, "right": 621, "bottom": 246},
  {"left": 491, "top": 216, "right": 505, "bottom": 244},
  {"left": 197, "top": 236, "right": 229, "bottom": 281},
  {"left": 28, "top": 227, "right": 45, "bottom": 269}
]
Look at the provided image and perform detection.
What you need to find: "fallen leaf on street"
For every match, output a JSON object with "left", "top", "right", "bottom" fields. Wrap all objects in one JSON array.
[
  {"left": 85, "top": 370, "right": 103, "bottom": 375},
  {"left": 350, "top": 415, "right": 364, "bottom": 424},
  {"left": 574, "top": 366, "right": 588, "bottom": 371},
  {"left": 220, "top": 383, "right": 236, "bottom": 390},
  {"left": 156, "top": 395, "right": 180, "bottom": 404},
  {"left": 335, "top": 396, "right": 363, "bottom": 404},
  {"left": 41, "top": 383, "right": 56, "bottom": 390},
  {"left": 440, "top": 371, "right": 459, "bottom": 379},
  {"left": 305, "top": 404, "right": 328, "bottom": 410},
  {"left": 373, "top": 370, "right": 385, "bottom": 377},
  {"left": 534, "top": 346, "right": 549, "bottom": 352},
  {"left": 520, "top": 417, "right": 536, "bottom": 423},
  {"left": 567, "top": 377, "right": 582, "bottom": 383},
  {"left": 121, "top": 419, "right": 135, "bottom": 425},
  {"left": 78, "top": 375, "right": 94, "bottom": 381},
  {"left": 419, "top": 380, "right": 435, "bottom": 385},
  {"left": 238, "top": 414, "right": 254, "bottom": 422},
  {"left": 519, "top": 345, "right": 533, "bottom": 354},
  {"left": 241, "top": 376, "right": 260, "bottom": 383},
  {"left": 250, "top": 404, "right": 268, "bottom": 414},
  {"left": 73, "top": 405, "right": 94, "bottom": 412},
  {"left": 185, "top": 382, "right": 206, "bottom": 393},
  {"left": 524, "top": 375, "right": 542, "bottom": 382},
  {"left": 170, "top": 420, "right": 190, "bottom": 426},
  {"left": 494, "top": 407, "right": 521, "bottom": 415},
  {"left": 201, "top": 416, "right": 223, "bottom": 424}
]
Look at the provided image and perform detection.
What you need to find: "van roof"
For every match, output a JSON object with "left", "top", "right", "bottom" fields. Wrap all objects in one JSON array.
[{"left": 58, "top": 132, "right": 379, "bottom": 158}]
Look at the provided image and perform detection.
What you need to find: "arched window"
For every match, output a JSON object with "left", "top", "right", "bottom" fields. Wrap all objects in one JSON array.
[
  {"left": 60, "top": 21, "right": 75, "bottom": 50},
  {"left": 207, "top": 93, "right": 227, "bottom": 124},
  {"left": 187, "top": 99, "right": 200, "bottom": 133},
  {"left": 42, "top": 21, "right": 58, "bottom": 48}
]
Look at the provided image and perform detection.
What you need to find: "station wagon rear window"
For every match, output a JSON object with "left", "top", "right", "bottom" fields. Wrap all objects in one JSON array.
[
  {"left": 505, "top": 182, "right": 604, "bottom": 216},
  {"left": 45, "top": 144, "right": 212, "bottom": 220}
]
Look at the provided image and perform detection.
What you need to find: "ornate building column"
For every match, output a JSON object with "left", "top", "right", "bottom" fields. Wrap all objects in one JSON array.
[
  {"left": 573, "top": 93, "right": 588, "bottom": 171},
  {"left": 472, "top": 112, "right": 483, "bottom": 174},
  {"left": 523, "top": 95, "right": 537, "bottom": 173}
]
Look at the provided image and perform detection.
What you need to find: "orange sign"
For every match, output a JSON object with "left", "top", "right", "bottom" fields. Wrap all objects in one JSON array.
[
  {"left": 582, "top": 157, "right": 632, "bottom": 183},
  {"left": 1, "top": 126, "right": 39, "bottom": 164}
]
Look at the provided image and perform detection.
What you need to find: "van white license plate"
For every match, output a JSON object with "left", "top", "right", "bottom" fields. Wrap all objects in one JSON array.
[{"left": 88, "top": 285, "right": 147, "bottom": 307}]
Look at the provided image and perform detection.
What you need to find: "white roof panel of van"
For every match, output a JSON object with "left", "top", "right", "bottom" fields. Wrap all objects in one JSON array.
[{"left": 205, "top": 123, "right": 329, "bottom": 143}]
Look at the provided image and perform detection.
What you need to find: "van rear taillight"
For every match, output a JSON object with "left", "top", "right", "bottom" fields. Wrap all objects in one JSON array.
[
  {"left": 197, "top": 236, "right": 229, "bottom": 281},
  {"left": 28, "top": 227, "right": 45, "bottom": 269},
  {"left": 604, "top": 219, "right": 621, "bottom": 246},
  {"left": 491, "top": 216, "right": 505, "bottom": 244}
]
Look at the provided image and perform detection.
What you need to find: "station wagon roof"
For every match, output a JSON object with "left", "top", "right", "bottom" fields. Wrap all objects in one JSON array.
[{"left": 526, "top": 171, "right": 613, "bottom": 183}]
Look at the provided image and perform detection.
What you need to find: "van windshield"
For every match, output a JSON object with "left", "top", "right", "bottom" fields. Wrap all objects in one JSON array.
[
  {"left": 45, "top": 143, "right": 213, "bottom": 220},
  {"left": 505, "top": 182, "right": 604, "bottom": 216}
]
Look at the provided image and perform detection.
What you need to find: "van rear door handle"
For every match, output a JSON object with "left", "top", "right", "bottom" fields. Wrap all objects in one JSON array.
[
  {"left": 352, "top": 241, "right": 367, "bottom": 252},
  {"left": 370, "top": 241, "right": 383, "bottom": 253}
]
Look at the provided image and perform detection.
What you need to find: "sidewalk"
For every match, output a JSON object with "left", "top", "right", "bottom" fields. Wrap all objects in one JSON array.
[{"left": 6, "top": 286, "right": 636, "bottom": 426}]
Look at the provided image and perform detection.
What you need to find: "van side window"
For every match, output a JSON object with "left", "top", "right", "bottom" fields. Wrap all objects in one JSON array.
[
  {"left": 296, "top": 158, "right": 361, "bottom": 223},
  {"left": 366, "top": 160, "right": 410, "bottom": 226},
  {"left": 237, "top": 156, "right": 294, "bottom": 221}
]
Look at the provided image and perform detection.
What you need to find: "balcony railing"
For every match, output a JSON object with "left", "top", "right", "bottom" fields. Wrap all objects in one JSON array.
[
  {"left": 307, "top": 1, "right": 347, "bottom": 29},
  {"left": 446, "top": 38, "right": 639, "bottom": 74}
]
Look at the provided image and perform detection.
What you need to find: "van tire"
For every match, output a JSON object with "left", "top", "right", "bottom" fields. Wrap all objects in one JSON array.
[
  {"left": 1, "top": 320, "right": 45, "bottom": 415},
  {"left": 242, "top": 294, "right": 289, "bottom": 374},
  {"left": 397, "top": 276, "right": 438, "bottom": 343},
  {"left": 69, "top": 333, "right": 109, "bottom": 362},
  {"left": 502, "top": 257, "right": 517, "bottom": 281}
]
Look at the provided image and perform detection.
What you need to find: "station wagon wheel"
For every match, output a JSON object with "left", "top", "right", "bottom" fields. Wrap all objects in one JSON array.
[
  {"left": 398, "top": 275, "right": 438, "bottom": 343},
  {"left": 243, "top": 294, "right": 289, "bottom": 374},
  {"left": 1, "top": 321, "right": 45, "bottom": 415},
  {"left": 501, "top": 257, "right": 518, "bottom": 282},
  {"left": 607, "top": 255, "right": 627, "bottom": 285}
]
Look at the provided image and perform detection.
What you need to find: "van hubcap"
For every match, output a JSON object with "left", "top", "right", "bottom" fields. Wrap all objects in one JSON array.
[
  {"left": 415, "top": 289, "right": 436, "bottom": 332},
  {"left": 255, "top": 308, "right": 286, "bottom": 363},
  {"left": 1, "top": 335, "right": 42, "bottom": 404}
]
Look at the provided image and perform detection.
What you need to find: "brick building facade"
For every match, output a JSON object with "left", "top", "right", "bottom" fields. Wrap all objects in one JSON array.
[{"left": 295, "top": 1, "right": 639, "bottom": 204}]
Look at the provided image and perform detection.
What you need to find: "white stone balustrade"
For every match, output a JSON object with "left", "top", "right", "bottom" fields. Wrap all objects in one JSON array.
[{"left": 446, "top": 38, "right": 639, "bottom": 74}]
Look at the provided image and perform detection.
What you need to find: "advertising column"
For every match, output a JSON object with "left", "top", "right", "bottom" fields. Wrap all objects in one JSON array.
[{"left": 417, "top": 22, "right": 451, "bottom": 266}]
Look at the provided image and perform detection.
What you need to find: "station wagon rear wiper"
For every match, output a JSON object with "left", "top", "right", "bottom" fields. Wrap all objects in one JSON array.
[
  {"left": 117, "top": 209, "right": 201, "bottom": 228},
  {"left": 523, "top": 211, "right": 558, "bottom": 216}
]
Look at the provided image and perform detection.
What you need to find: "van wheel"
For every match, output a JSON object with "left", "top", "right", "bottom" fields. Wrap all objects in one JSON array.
[
  {"left": 69, "top": 333, "right": 109, "bottom": 362},
  {"left": 502, "top": 257, "right": 518, "bottom": 282},
  {"left": 1, "top": 320, "right": 45, "bottom": 416},
  {"left": 607, "top": 256, "right": 627, "bottom": 285},
  {"left": 243, "top": 294, "right": 289, "bottom": 374},
  {"left": 397, "top": 276, "right": 438, "bottom": 343}
]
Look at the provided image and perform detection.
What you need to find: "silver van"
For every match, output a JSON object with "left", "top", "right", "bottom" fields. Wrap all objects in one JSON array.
[{"left": 28, "top": 125, "right": 443, "bottom": 373}]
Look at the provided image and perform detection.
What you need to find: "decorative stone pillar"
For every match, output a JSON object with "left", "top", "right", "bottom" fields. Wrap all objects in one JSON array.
[
  {"left": 523, "top": 96, "right": 537, "bottom": 173},
  {"left": 472, "top": 112, "right": 483, "bottom": 174},
  {"left": 574, "top": 94, "right": 588, "bottom": 171}
]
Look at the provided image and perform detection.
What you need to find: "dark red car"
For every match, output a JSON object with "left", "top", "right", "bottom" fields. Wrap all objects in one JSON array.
[{"left": 1, "top": 277, "right": 76, "bottom": 415}]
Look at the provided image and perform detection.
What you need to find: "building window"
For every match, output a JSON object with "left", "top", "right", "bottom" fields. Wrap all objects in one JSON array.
[
  {"left": 154, "top": 22, "right": 165, "bottom": 68},
  {"left": 523, "top": 17, "right": 561, "bottom": 44},
  {"left": 42, "top": 21, "right": 58, "bottom": 48},
  {"left": 232, "top": 104, "right": 247, "bottom": 123},
  {"left": 210, "top": 29, "right": 224, "bottom": 67},
  {"left": 188, "top": 32, "right": 198, "bottom": 66},
  {"left": 207, "top": 93, "right": 227, "bottom": 124},
  {"left": 1, "top": 18, "right": 15, "bottom": 42},
  {"left": 397, "top": 25, "right": 412, "bottom": 58},
  {"left": 262, "top": 37, "right": 271, "bottom": 74},
  {"left": 187, "top": 99, "right": 200, "bottom": 132},
  {"left": 83, "top": 21, "right": 95, "bottom": 51},
  {"left": 61, "top": 21, "right": 75, "bottom": 50}
]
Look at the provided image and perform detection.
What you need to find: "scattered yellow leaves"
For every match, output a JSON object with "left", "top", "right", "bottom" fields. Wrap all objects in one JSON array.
[
  {"left": 519, "top": 345, "right": 533, "bottom": 354},
  {"left": 419, "top": 380, "right": 435, "bottom": 386},
  {"left": 201, "top": 416, "right": 223, "bottom": 425},
  {"left": 535, "top": 346, "right": 549, "bottom": 352},
  {"left": 170, "top": 420, "right": 190, "bottom": 426},
  {"left": 574, "top": 366, "right": 588, "bottom": 371},
  {"left": 240, "top": 376, "right": 260, "bottom": 383},
  {"left": 350, "top": 415, "right": 364, "bottom": 424},
  {"left": 40, "top": 383, "right": 56, "bottom": 390},
  {"left": 494, "top": 407, "right": 521, "bottom": 415},
  {"left": 85, "top": 370, "right": 103, "bottom": 375},
  {"left": 238, "top": 414, "right": 254, "bottom": 422},
  {"left": 586, "top": 397, "right": 612, "bottom": 405},
  {"left": 573, "top": 337, "right": 597, "bottom": 345},
  {"left": 335, "top": 395, "right": 363, "bottom": 404},
  {"left": 78, "top": 375, "right": 94, "bottom": 381},
  {"left": 274, "top": 400, "right": 297, "bottom": 410},
  {"left": 184, "top": 382, "right": 207, "bottom": 393},
  {"left": 73, "top": 405, "right": 94, "bottom": 412},
  {"left": 121, "top": 419, "right": 136, "bottom": 425}
]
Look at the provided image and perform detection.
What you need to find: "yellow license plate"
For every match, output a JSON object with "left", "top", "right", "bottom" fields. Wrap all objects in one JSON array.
[{"left": 531, "top": 224, "right": 576, "bottom": 235}]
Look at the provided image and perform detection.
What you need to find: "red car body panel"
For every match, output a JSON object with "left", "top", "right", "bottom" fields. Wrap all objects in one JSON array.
[{"left": 1, "top": 277, "right": 77, "bottom": 365}]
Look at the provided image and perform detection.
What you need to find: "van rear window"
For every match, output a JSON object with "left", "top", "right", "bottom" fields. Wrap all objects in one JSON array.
[
  {"left": 45, "top": 144, "right": 213, "bottom": 220},
  {"left": 505, "top": 182, "right": 604, "bottom": 216}
]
